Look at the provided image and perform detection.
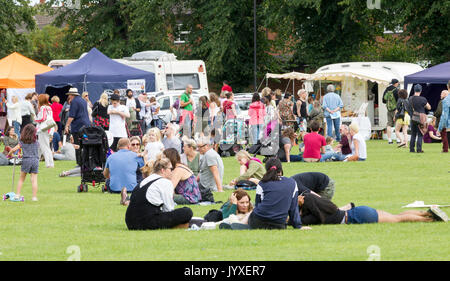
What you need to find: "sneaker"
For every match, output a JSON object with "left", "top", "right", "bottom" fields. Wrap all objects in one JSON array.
[
  {"left": 428, "top": 207, "right": 448, "bottom": 222},
  {"left": 31, "top": 197, "right": 38, "bottom": 202},
  {"left": 11, "top": 195, "right": 24, "bottom": 202},
  {"left": 388, "top": 141, "right": 393, "bottom": 144}
]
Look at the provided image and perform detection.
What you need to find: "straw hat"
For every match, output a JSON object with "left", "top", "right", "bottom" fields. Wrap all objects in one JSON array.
[{"left": 66, "top": 88, "right": 80, "bottom": 96}]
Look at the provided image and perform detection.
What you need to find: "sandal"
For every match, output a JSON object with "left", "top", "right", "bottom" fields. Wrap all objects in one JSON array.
[{"left": 59, "top": 171, "right": 68, "bottom": 177}]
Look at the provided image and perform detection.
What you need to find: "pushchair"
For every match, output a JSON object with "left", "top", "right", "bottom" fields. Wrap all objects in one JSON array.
[
  {"left": 76, "top": 125, "right": 109, "bottom": 192},
  {"left": 247, "top": 120, "right": 281, "bottom": 162},
  {"left": 218, "top": 118, "right": 247, "bottom": 157}
]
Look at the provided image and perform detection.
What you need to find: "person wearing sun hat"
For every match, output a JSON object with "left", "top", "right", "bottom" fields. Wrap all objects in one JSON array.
[{"left": 64, "top": 87, "right": 91, "bottom": 165}]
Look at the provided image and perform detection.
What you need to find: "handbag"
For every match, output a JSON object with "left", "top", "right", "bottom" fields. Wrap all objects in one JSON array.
[
  {"left": 410, "top": 97, "right": 427, "bottom": 125},
  {"left": 39, "top": 107, "right": 57, "bottom": 132}
]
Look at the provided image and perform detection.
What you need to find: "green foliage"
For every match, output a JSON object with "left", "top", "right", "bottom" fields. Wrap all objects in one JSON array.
[
  {"left": 45, "top": 0, "right": 176, "bottom": 59},
  {"left": 178, "top": 0, "right": 288, "bottom": 92},
  {"left": 21, "top": 25, "right": 78, "bottom": 65},
  {"left": 351, "top": 35, "right": 421, "bottom": 63},
  {"left": 381, "top": 0, "right": 450, "bottom": 65},
  {"left": 263, "top": 0, "right": 385, "bottom": 71},
  {"left": 0, "top": 0, "right": 36, "bottom": 58}
]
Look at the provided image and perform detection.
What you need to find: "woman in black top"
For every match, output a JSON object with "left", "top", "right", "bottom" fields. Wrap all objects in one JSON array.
[
  {"left": 298, "top": 193, "right": 445, "bottom": 225},
  {"left": 92, "top": 92, "right": 110, "bottom": 130}
]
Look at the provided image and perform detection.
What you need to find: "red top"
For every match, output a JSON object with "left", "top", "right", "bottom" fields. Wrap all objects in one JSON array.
[
  {"left": 221, "top": 84, "right": 233, "bottom": 93},
  {"left": 303, "top": 132, "right": 326, "bottom": 159},
  {"left": 51, "top": 102, "right": 63, "bottom": 122},
  {"left": 222, "top": 100, "right": 236, "bottom": 119}
]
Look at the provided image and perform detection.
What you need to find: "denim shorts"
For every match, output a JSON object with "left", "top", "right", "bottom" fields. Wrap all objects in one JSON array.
[{"left": 346, "top": 206, "right": 378, "bottom": 224}]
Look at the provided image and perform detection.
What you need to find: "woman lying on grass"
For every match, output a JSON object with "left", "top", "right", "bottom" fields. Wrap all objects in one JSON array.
[{"left": 298, "top": 193, "right": 448, "bottom": 225}]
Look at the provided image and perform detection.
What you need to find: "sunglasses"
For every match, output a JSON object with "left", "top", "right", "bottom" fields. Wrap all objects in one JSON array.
[{"left": 131, "top": 143, "right": 140, "bottom": 146}]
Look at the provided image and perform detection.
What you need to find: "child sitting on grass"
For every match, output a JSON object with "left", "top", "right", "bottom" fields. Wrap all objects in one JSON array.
[{"left": 7, "top": 124, "right": 39, "bottom": 202}]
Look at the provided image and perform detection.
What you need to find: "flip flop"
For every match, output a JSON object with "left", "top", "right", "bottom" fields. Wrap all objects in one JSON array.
[{"left": 397, "top": 143, "right": 406, "bottom": 148}]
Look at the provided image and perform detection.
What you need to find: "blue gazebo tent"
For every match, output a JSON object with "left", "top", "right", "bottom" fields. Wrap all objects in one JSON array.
[
  {"left": 35, "top": 47, "right": 155, "bottom": 103},
  {"left": 404, "top": 61, "right": 450, "bottom": 111}
]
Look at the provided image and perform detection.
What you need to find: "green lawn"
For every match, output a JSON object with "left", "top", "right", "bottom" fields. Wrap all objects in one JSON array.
[{"left": 0, "top": 140, "right": 448, "bottom": 261}]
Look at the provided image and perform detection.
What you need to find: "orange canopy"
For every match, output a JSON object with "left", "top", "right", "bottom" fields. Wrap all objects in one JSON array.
[{"left": 0, "top": 52, "right": 53, "bottom": 89}]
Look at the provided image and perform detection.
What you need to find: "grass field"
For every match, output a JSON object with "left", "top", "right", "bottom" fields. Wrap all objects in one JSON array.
[{"left": 0, "top": 140, "right": 448, "bottom": 261}]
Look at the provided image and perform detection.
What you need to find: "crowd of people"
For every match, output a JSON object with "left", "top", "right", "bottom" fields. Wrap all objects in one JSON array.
[{"left": 0, "top": 78, "right": 448, "bottom": 228}]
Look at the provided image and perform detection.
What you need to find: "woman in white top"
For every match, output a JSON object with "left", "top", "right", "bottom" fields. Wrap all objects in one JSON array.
[
  {"left": 34, "top": 94, "right": 55, "bottom": 168},
  {"left": 346, "top": 122, "right": 367, "bottom": 161},
  {"left": 20, "top": 93, "right": 36, "bottom": 130},
  {"left": 6, "top": 96, "right": 22, "bottom": 138},
  {"left": 124, "top": 156, "right": 193, "bottom": 230}
]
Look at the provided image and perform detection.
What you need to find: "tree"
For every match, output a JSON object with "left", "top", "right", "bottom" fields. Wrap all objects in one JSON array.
[
  {"left": 263, "top": 0, "right": 386, "bottom": 71},
  {"left": 177, "top": 0, "right": 288, "bottom": 92},
  {"left": 0, "top": 0, "right": 36, "bottom": 58},
  {"left": 45, "top": 0, "right": 176, "bottom": 59},
  {"left": 381, "top": 0, "right": 450, "bottom": 65}
]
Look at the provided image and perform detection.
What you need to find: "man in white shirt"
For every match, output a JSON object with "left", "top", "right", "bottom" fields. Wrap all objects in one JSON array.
[{"left": 107, "top": 93, "right": 130, "bottom": 151}]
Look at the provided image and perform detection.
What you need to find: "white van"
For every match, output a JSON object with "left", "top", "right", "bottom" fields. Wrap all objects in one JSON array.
[
  {"left": 48, "top": 50, "right": 209, "bottom": 96},
  {"left": 116, "top": 50, "right": 208, "bottom": 96}
]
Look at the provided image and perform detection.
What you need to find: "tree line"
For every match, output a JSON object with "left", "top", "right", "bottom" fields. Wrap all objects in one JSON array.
[{"left": 1, "top": 0, "right": 449, "bottom": 92}]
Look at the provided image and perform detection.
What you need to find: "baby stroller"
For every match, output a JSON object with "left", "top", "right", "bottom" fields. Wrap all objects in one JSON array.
[
  {"left": 77, "top": 125, "right": 109, "bottom": 192},
  {"left": 247, "top": 120, "right": 281, "bottom": 162},
  {"left": 219, "top": 118, "right": 246, "bottom": 157}
]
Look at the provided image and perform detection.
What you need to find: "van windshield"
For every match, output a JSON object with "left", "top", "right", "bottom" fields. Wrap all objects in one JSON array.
[{"left": 166, "top": 74, "right": 200, "bottom": 90}]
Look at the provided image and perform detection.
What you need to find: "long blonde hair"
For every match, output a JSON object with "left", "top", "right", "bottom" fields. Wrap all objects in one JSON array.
[
  {"left": 99, "top": 92, "right": 109, "bottom": 107},
  {"left": 141, "top": 154, "right": 172, "bottom": 177}
]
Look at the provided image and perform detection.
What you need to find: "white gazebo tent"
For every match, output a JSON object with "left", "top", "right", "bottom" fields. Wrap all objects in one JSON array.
[
  {"left": 263, "top": 72, "right": 313, "bottom": 95},
  {"left": 308, "top": 62, "right": 424, "bottom": 131}
]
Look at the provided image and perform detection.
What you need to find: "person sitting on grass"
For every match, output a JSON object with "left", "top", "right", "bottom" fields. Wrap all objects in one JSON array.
[
  {"left": 2, "top": 127, "right": 19, "bottom": 157},
  {"left": 218, "top": 188, "right": 254, "bottom": 230},
  {"left": 297, "top": 193, "right": 448, "bottom": 225},
  {"left": 227, "top": 150, "right": 265, "bottom": 189},
  {"left": 247, "top": 157, "right": 310, "bottom": 230},
  {"left": 180, "top": 136, "right": 200, "bottom": 176},
  {"left": 345, "top": 122, "right": 367, "bottom": 161},
  {"left": 103, "top": 138, "right": 144, "bottom": 193},
  {"left": 302, "top": 120, "right": 326, "bottom": 162},
  {"left": 278, "top": 127, "right": 302, "bottom": 162},
  {"left": 125, "top": 155, "right": 194, "bottom": 230},
  {"left": 423, "top": 116, "right": 442, "bottom": 143},
  {"left": 164, "top": 148, "right": 202, "bottom": 205}
]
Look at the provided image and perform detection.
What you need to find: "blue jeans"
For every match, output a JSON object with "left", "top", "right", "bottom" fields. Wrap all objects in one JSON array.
[
  {"left": 326, "top": 117, "right": 341, "bottom": 141},
  {"left": 320, "top": 152, "right": 349, "bottom": 162},
  {"left": 13, "top": 121, "right": 21, "bottom": 139}
]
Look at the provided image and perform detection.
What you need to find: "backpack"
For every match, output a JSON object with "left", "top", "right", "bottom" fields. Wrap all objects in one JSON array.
[
  {"left": 385, "top": 89, "right": 397, "bottom": 111},
  {"left": 395, "top": 99, "right": 406, "bottom": 120}
]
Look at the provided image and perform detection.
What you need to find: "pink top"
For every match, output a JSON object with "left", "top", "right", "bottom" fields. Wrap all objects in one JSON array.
[
  {"left": 303, "top": 132, "right": 326, "bottom": 159},
  {"left": 248, "top": 101, "right": 266, "bottom": 125},
  {"left": 51, "top": 102, "right": 63, "bottom": 122}
]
